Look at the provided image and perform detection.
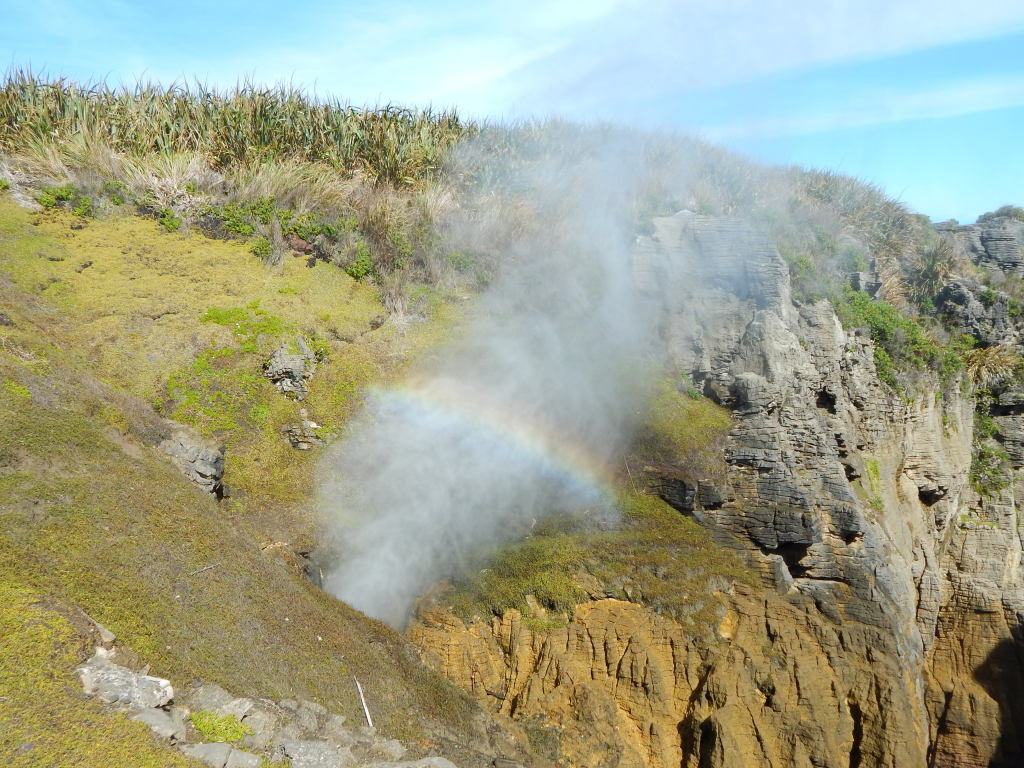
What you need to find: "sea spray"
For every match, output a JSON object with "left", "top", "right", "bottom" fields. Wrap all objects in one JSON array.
[{"left": 318, "top": 127, "right": 668, "bottom": 626}]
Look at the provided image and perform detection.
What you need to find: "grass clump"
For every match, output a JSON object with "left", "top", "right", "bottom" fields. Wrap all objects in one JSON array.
[
  {"left": 189, "top": 711, "right": 253, "bottom": 743},
  {"left": 0, "top": 70, "right": 469, "bottom": 186}
]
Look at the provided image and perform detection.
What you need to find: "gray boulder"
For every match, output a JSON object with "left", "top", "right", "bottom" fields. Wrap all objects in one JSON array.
[
  {"left": 130, "top": 706, "right": 186, "bottom": 740},
  {"left": 282, "top": 408, "right": 324, "bottom": 450},
  {"left": 179, "top": 742, "right": 232, "bottom": 768},
  {"left": 159, "top": 426, "right": 224, "bottom": 495},
  {"left": 77, "top": 649, "right": 173, "bottom": 710},
  {"left": 279, "top": 739, "right": 355, "bottom": 768},
  {"left": 224, "top": 749, "right": 262, "bottom": 768},
  {"left": 264, "top": 341, "right": 317, "bottom": 400}
]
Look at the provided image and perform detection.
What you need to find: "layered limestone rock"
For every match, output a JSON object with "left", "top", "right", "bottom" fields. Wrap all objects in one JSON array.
[
  {"left": 411, "top": 211, "right": 1024, "bottom": 768},
  {"left": 937, "top": 217, "right": 1024, "bottom": 279}
]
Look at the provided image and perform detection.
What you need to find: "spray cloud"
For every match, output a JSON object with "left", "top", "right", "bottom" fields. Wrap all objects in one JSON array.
[{"left": 319, "top": 126, "right": 680, "bottom": 627}]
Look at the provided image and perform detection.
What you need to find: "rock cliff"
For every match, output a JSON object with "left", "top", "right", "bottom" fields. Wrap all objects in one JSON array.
[{"left": 411, "top": 211, "right": 1024, "bottom": 767}]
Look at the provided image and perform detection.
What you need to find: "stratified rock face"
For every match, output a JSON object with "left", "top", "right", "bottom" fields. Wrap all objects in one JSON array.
[
  {"left": 412, "top": 211, "right": 1024, "bottom": 768},
  {"left": 937, "top": 218, "right": 1024, "bottom": 278}
]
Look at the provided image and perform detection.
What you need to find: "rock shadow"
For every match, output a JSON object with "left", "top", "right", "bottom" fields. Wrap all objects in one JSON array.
[{"left": 974, "top": 636, "right": 1024, "bottom": 766}]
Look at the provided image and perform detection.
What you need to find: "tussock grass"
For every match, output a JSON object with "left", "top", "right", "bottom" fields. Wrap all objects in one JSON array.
[{"left": 0, "top": 70, "right": 467, "bottom": 185}]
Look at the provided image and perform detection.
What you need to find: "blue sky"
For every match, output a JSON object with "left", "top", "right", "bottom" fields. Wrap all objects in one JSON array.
[{"left": 4, "top": 0, "right": 1023, "bottom": 222}]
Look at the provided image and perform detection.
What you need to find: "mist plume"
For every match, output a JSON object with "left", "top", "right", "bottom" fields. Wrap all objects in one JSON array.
[{"left": 318, "top": 126, "right": 678, "bottom": 627}]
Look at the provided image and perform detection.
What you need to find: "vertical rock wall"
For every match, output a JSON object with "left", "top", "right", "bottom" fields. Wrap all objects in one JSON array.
[{"left": 411, "top": 211, "right": 1024, "bottom": 768}]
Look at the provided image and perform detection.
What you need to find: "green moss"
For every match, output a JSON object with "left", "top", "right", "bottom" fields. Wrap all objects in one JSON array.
[
  {"left": 633, "top": 379, "right": 732, "bottom": 482},
  {"left": 3, "top": 378, "right": 31, "bottom": 399},
  {"left": 864, "top": 458, "right": 881, "bottom": 491},
  {"left": 189, "top": 711, "right": 253, "bottom": 743}
]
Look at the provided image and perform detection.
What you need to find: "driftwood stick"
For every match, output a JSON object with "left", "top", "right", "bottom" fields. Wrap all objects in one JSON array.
[
  {"left": 188, "top": 563, "right": 220, "bottom": 577},
  {"left": 354, "top": 676, "right": 373, "bottom": 728}
]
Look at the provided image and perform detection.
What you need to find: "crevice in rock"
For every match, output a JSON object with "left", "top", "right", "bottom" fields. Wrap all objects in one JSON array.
[
  {"left": 757, "top": 541, "right": 811, "bottom": 579},
  {"left": 697, "top": 719, "right": 717, "bottom": 768},
  {"left": 816, "top": 388, "right": 837, "bottom": 414},
  {"left": 849, "top": 700, "right": 864, "bottom": 768}
]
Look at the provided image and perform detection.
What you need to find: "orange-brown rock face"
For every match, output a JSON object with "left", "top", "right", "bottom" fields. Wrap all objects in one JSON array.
[{"left": 411, "top": 586, "right": 931, "bottom": 768}]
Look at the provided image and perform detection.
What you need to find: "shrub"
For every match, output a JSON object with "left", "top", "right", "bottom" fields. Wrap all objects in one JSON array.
[
  {"left": 977, "top": 205, "right": 1024, "bottom": 224},
  {"left": 345, "top": 241, "right": 374, "bottom": 280},
  {"left": 249, "top": 236, "right": 273, "bottom": 260},
  {"left": 71, "top": 195, "right": 93, "bottom": 217},
  {"left": 37, "top": 184, "right": 76, "bottom": 208},
  {"left": 0, "top": 178, "right": 10, "bottom": 191},
  {"left": 970, "top": 442, "right": 1012, "bottom": 497},
  {"left": 157, "top": 207, "right": 182, "bottom": 232},
  {"left": 833, "top": 288, "right": 957, "bottom": 389}
]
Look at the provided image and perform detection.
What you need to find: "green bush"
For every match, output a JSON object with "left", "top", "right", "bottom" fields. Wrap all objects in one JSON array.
[
  {"left": 0, "top": 178, "right": 10, "bottom": 191},
  {"left": 188, "top": 711, "right": 253, "bottom": 743},
  {"left": 833, "top": 288, "right": 962, "bottom": 389},
  {"left": 977, "top": 205, "right": 1024, "bottom": 224},
  {"left": 157, "top": 207, "right": 182, "bottom": 232},
  {"left": 345, "top": 241, "right": 374, "bottom": 280},
  {"left": 71, "top": 196, "right": 93, "bottom": 217},
  {"left": 249, "top": 236, "right": 273, "bottom": 260},
  {"left": 37, "top": 184, "right": 76, "bottom": 208},
  {"left": 970, "top": 442, "right": 1012, "bottom": 497}
]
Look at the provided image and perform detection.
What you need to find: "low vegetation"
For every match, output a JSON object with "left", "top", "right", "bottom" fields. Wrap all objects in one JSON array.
[{"left": 446, "top": 491, "right": 749, "bottom": 631}]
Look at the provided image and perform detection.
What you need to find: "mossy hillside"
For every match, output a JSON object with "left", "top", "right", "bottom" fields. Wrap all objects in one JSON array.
[
  {"left": 0, "top": 578, "right": 195, "bottom": 768},
  {"left": 0, "top": 197, "right": 484, "bottom": 750},
  {"left": 633, "top": 378, "right": 732, "bottom": 481},
  {"left": 0, "top": 195, "right": 467, "bottom": 516},
  {"left": 0, "top": 197, "right": 383, "bottom": 403},
  {"left": 0, "top": 339, "right": 478, "bottom": 746}
]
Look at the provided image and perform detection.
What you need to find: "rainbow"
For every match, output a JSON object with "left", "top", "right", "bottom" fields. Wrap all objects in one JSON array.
[{"left": 366, "top": 378, "right": 615, "bottom": 503}]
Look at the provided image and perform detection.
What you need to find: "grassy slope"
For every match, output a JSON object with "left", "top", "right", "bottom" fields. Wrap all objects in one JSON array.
[{"left": 0, "top": 194, "right": 482, "bottom": 762}]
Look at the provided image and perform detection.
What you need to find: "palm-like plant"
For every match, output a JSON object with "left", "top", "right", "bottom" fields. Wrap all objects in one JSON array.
[{"left": 963, "top": 345, "right": 1020, "bottom": 388}]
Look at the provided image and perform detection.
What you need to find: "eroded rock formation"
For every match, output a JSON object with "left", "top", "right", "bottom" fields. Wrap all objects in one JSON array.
[{"left": 410, "top": 212, "right": 1024, "bottom": 768}]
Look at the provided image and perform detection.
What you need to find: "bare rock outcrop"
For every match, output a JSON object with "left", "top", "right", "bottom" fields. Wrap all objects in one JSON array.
[
  {"left": 159, "top": 425, "right": 225, "bottom": 496},
  {"left": 412, "top": 211, "right": 1024, "bottom": 768}
]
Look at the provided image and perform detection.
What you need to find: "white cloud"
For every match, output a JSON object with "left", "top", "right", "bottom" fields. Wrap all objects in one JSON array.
[
  {"left": 484, "top": 0, "right": 1024, "bottom": 116},
  {"left": 702, "top": 76, "right": 1024, "bottom": 140}
]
